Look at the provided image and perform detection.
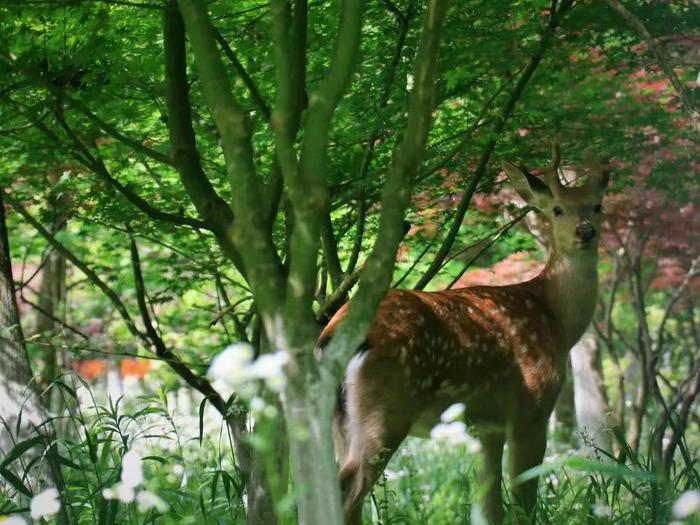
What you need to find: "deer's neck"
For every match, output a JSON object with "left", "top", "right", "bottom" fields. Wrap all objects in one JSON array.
[{"left": 537, "top": 248, "right": 599, "bottom": 350}]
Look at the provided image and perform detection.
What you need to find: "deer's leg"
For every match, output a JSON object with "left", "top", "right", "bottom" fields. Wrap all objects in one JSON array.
[
  {"left": 338, "top": 408, "right": 407, "bottom": 525},
  {"left": 475, "top": 428, "right": 505, "bottom": 524},
  {"left": 338, "top": 355, "right": 416, "bottom": 525},
  {"left": 507, "top": 418, "right": 547, "bottom": 523}
]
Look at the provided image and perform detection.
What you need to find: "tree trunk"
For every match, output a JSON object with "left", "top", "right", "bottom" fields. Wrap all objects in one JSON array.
[
  {"left": 245, "top": 393, "right": 289, "bottom": 525},
  {"left": 0, "top": 191, "right": 69, "bottom": 519},
  {"left": 553, "top": 364, "right": 576, "bottom": 448},
  {"left": 35, "top": 248, "right": 66, "bottom": 381},
  {"left": 283, "top": 361, "right": 342, "bottom": 525},
  {"left": 0, "top": 191, "right": 43, "bottom": 434},
  {"left": 571, "top": 331, "right": 613, "bottom": 454}
]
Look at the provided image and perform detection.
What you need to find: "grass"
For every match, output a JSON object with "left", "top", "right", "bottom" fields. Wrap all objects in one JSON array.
[{"left": 0, "top": 376, "right": 698, "bottom": 524}]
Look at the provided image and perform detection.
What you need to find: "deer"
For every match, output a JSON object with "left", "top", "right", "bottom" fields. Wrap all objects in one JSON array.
[{"left": 318, "top": 144, "right": 611, "bottom": 524}]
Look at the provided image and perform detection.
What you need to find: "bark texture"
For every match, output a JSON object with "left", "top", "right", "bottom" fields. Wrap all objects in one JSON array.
[{"left": 571, "top": 331, "right": 613, "bottom": 453}]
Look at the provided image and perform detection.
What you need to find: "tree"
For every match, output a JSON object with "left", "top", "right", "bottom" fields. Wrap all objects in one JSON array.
[{"left": 1, "top": 0, "right": 698, "bottom": 522}]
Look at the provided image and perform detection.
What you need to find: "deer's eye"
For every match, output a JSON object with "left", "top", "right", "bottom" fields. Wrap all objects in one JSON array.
[
  {"left": 594, "top": 204, "right": 604, "bottom": 214},
  {"left": 553, "top": 206, "right": 564, "bottom": 217}
]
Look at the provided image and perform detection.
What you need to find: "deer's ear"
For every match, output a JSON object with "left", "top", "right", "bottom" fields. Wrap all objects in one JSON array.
[{"left": 502, "top": 161, "right": 552, "bottom": 208}]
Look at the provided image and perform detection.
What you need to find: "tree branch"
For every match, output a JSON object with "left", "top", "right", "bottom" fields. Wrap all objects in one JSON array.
[
  {"left": 176, "top": 0, "right": 285, "bottom": 313},
  {"left": 128, "top": 235, "right": 243, "bottom": 430},
  {"left": 413, "top": 0, "right": 575, "bottom": 290},
  {"left": 282, "top": 0, "right": 366, "bottom": 343},
  {"left": 55, "top": 109, "right": 209, "bottom": 230},
  {"left": 345, "top": 0, "right": 413, "bottom": 275},
  {"left": 606, "top": 0, "right": 700, "bottom": 127},
  {"left": 64, "top": 96, "right": 174, "bottom": 166},
  {"left": 163, "top": 2, "right": 249, "bottom": 275},
  {"left": 322, "top": 0, "right": 449, "bottom": 379},
  {"left": 653, "top": 255, "right": 700, "bottom": 355},
  {"left": 212, "top": 25, "right": 272, "bottom": 120}
]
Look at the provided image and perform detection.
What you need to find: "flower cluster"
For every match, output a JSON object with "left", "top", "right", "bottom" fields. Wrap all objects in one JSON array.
[
  {"left": 30, "top": 488, "right": 61, "bottom": 521},
  {"left": 673, "top": 490, "right": 700, "bottom": 519},
  {"left": 102, "top": 450, "right": 167, "bottom": 513},
  {"left": 429, "top": 403, "right": 482, "bottom": 453},
  {"left": 208, "top": 342, "right": 289, "bottom": 397}
]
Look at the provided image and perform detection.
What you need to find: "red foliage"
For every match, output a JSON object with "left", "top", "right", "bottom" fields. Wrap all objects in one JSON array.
[
  {"left": 454, "top": 251, "right": 543, "bottom": 288},
  {"left": 72, "top": 358, "right": 151, "bottom": 380}
]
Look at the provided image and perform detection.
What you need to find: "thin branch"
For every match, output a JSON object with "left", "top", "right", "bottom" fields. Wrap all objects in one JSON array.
[
  {"left": 606, "top": 0, "right": 700, "bottom": 127},
  {"left": 4, "top": 190, "right": 144, "bottom": 340},
  {"left": 318, "top": 263, "right": 364, "bottom": 320},
  {"left": 345, "top": 0, "right": 413, "bottom": 275},
  {"left": 212, "top": 26, "right": 272, "bottom": 120},
  {"left": 64, "top": 97, "right": 173, "bottom": 166},
  {"left": 54, "top": 109, "right": 208, "bottom": 230},
  {"left": 392, "top": 209, "right": 456, "bottom": 288},
  {"left": 413, "top": 0, "right": 575, "bottom": 290},
  {"left": 446, "top": 207, "right": 532, "bottom": 289},
  {"left": 416, "top": 65, "right": 522, "bottom": 182},
  {"left": 320, "top": 214, "right": 343, "bottom": 289},
  {"left": 129, "top": 234, "right": 237, "bottom": 420},
  {"left": 20, "top": 293, "right": 89, "bottom": 341},
  {"left": 654, "top": 255, "right": 700, "bottom": 354}
]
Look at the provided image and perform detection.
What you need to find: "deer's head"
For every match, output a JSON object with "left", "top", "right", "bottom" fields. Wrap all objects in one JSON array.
[{"left": 502, "top": 144, "right": 611, "bottom": 255}]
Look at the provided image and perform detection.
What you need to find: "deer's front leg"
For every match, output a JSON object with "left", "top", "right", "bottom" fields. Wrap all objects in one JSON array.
[
  {"left": 475, "top": 428, "right": 505, "bottom": 524},
  {"left": 507, "top": 418, "right": 547, "bottom": 523}
]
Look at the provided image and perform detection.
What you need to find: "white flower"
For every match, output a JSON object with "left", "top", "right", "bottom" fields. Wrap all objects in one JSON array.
[
  {"left": 121, "top": 450, "right": 143, "bottom": 488},
  {"left": 249, "top": 396, "right": 266, "bottom": 413},
  {"left": 208, "top": 343, "right": 255, "bottom": 386},
  {"left": 440, "top": 403, "right": 465, "bottom": 423},
  {"left": 430, "top": 421, "right": 482, "bottom": 452},
  {"left": 546, "top": 473, "right": 559, "bottom": 488},
  {"left": 136, "top": 490, "right": 168, "bottom": 513},
  {"left": 431, "top": 421, "right": 465, "bottom": 443},
  {"left": 593, "top": 503, "right": 612, "bottom": 517},
  {"left": 384, "top": 469, "right": 406, "bottom": 482},
  {"left": 673, "top": 490, "right": 700, "bottom": 518},
  {"left": 172, "top": 464, "right": 184, "bottom": 476},
  {"left": 30, "top": 488, "right": 61, "bottom": 520},
  {"left": 102, "top": 482, "right": 135, "bottom": 503},
  {"left": 0, "top": 516, "right": 27, "bottom": 525},
  {"left": 115, "top": 482, "right": 136, "bottom": 503},
  {"left": 248, "top": 351, "right": 289, "bottom": 392}
]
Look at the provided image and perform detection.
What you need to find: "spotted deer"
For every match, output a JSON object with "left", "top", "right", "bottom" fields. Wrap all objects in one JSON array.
[{"left": 318, "top": 145, "right": 611, "bottom": 524}]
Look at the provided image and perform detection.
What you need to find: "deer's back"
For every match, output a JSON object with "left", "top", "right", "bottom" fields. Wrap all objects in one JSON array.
[{"left": 322, "top": 285, "right": 568, "bottom": 429}]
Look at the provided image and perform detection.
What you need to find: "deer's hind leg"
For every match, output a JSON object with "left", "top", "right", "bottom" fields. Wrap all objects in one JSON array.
[{"left": 338, "top": 356, "right": 417, "bottom": 524}]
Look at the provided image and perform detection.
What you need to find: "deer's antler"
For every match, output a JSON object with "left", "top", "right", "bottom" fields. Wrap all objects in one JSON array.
[
  {"left": 543, "top": 142, "right": 564, "bottom": 193},
  {"left": 582, "top": 146, "right": 612, "bottom": 191}
]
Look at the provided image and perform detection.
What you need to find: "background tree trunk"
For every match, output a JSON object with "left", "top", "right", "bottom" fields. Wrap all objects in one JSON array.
[
  {"left": 571, "top": 330, "right": 613, "bottom": 454},
  {"left": 0, "top": 191, "right": 43, "bottom": 433}
]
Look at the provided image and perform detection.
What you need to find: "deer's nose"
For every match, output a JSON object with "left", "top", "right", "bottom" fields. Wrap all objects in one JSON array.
[{"left": 575, "top": 221, "right": 596, "bottom": 243}]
